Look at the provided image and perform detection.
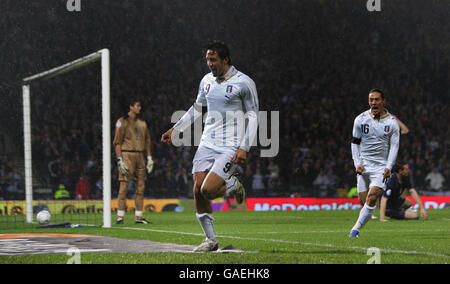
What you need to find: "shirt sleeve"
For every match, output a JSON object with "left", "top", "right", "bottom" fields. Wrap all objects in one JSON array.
[
  {"left": 112, "top": 118, "right": 126, "bottom": 146},
  {"left": 386, "top": 119, "right": 400, "bottom": 170},
  {"left": 351, "top": 116, "right": 362, "bottom": 167},
  {"left": 195, "top": 78, "right": 207, "bottom": 106},
  {"left": 352, "top": 116, "right": 362, "bottom": 140},
  {"left": 239, "top": 77, "right": 259, "bottom": 152}
]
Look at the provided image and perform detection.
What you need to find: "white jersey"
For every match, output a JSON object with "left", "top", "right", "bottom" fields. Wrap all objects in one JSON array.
[
  {"left": 351, "top": 109, "right": 400, "bottom": 171},
  {"left": 174, "top": 65, "right": 259, "bottom": 154}
]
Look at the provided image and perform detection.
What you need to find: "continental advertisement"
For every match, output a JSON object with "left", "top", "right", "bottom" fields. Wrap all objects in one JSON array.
[{"left": 0, "top": 199, "right": 184, "bottom": 216}]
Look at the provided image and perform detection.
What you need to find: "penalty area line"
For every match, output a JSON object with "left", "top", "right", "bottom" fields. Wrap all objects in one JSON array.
[{"left": 115, "top": 227, "right": 449, "bottom": 258}]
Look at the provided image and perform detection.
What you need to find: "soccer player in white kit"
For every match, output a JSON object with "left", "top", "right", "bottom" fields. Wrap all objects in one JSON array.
[
  {"left": 349, "top": 89, "right": 400, "bottom": 237},
  {"left": 161, "top": 42, "right": 259, "bottom": 251}
]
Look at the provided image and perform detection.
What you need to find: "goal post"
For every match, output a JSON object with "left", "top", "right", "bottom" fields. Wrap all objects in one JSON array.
[{"left": 21, "top": 48, "right": 112, "bottom": 228}]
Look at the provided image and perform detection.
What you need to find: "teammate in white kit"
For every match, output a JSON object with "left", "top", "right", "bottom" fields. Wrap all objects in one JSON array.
[
  {"left": 161, "top": 42, "right": 259, "bottom": 251},
  {"left": 349, "top": 89, "right": 400, "bottom": 237}
]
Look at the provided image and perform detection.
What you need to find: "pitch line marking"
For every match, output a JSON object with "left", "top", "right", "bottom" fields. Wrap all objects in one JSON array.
[
  {"left": 245, "top": 228, "right": 450, "bottom": 234},
  {"left": 116, "top": 227, "right": 449, "bottom": 258}
]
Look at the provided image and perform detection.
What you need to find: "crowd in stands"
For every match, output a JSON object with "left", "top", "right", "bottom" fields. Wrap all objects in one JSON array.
[{"left": 0, "top": 0, "right": 448, "bottom": 200}]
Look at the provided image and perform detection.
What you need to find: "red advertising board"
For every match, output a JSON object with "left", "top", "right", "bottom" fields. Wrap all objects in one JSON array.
[{"left": 219, "top": 196, "right": 450, "bottom": 211}]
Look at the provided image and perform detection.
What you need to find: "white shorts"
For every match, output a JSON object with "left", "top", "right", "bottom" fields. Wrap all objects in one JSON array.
[
  {"left": 192, "top": 146, "right": 237, "bottom": 181},
  {"left": 356, "top": 168, "right": 387, "bottom": 193}
]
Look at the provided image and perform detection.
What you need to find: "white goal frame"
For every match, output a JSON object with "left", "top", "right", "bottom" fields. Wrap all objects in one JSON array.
[{"left": 21, "top": 49, "right": 112, "bottom": 228}]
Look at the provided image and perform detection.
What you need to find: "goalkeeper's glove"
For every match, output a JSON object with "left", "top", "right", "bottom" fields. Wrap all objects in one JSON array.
[
  {"left": 117, "top": 157, "right": 129, "bottom": 176},
  {"left": 146, "top": 156, "right": 154, "bottom": 174}
]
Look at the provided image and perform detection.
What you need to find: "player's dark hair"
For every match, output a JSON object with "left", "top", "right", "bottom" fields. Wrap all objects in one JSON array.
[
  {"left": 204, "top": 41, "right": 232, "bottom": 65},
  {"left": 122, "top": 98, "right": 142, "bottom": 119},
  {"left": 393, "top": 161, "right": 408, "bottom": 173},
  {"left": 369, "top": 88, "right": 385, "bottom": 99},
  {"left": 129, "top": 98, "right": 141, "bottom": 107}
]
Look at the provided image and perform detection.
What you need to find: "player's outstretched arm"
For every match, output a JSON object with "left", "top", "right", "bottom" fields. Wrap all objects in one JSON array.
[
  {"left": 379, "top": 196, "right": 388, "bottom": 222},
  {"left": 409, "top": 188, "right": 428, "bottom": 219},
  {"left": 161, "top": 128, "right": 174, "bottom": 144}
]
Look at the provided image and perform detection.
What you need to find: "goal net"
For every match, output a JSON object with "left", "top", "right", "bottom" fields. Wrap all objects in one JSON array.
[{"left": 0, "top": 49, "right": 112, "bottom": 228}]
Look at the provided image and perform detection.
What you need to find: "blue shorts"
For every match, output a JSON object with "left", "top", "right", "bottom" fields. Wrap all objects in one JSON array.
[
  {"left": 385, "top": 208, "right": 406, "bottom": 219},
  {"left": 386, "top": 197, "right": 406, "bottom": 219}
]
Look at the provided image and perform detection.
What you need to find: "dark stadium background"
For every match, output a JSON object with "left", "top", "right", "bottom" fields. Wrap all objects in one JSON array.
[{"left": 0, "top": 0, "right": 448, "bottom": 201}]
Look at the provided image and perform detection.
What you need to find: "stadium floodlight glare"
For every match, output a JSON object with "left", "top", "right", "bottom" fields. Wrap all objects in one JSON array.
[{"left": 21, "top": 49, "right": 112, "bottom": 228}]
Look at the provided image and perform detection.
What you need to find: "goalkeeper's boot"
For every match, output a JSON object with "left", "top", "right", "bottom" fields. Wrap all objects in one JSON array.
[
  {"left": 193, "top": 238, "right": 219, "bottom": 253},
  {"left": 349, "top": 229, "right": 360, "bottom": 238},
  {"left": 115, "top": 217, "right": 124, "bottom": 225},
  {"left": 232, "top": 173, "right": 246, "bottom": 205},
  {"left": 135, "top": 218, "right": 152, "bottom": 224}
]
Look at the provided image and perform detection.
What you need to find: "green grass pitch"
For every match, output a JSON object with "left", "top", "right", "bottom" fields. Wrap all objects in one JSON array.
[{"left": 0, "top": 209, "right": 449, "bottom": 264}]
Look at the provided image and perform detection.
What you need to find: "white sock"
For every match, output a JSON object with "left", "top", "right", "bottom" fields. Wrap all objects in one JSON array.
[
  {"left": 352, "top": 203, "right": 376, "bottom": 231},
  {"left": 196, "top": 213, "right": 216, "bottom": 241},
  {"left": 225, "top": 176, "right": 239, "bottom": 194},
  {"left": 135, "top": 211, "right": 143, "bottom": 218},
  {"left": 117, "top": 210, "right": 125, "bottom": 219}
]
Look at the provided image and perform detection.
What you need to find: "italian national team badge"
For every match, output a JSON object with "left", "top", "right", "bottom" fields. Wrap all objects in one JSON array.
[
  {"left": 226, "top": 85, "right": 233, "bottom": 93},
  {"left": 384, "top": 125, "right": 390, "bottom": 133}
]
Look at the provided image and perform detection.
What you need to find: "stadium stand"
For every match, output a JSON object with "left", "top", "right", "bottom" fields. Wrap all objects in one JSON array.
[{"left": 0, "top": 0, "right": 448, "bottom": 200}]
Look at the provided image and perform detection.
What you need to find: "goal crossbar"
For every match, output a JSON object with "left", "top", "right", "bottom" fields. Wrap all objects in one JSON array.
[{"left": 21, "top": 48, "right": 112, "bottom": 228}]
